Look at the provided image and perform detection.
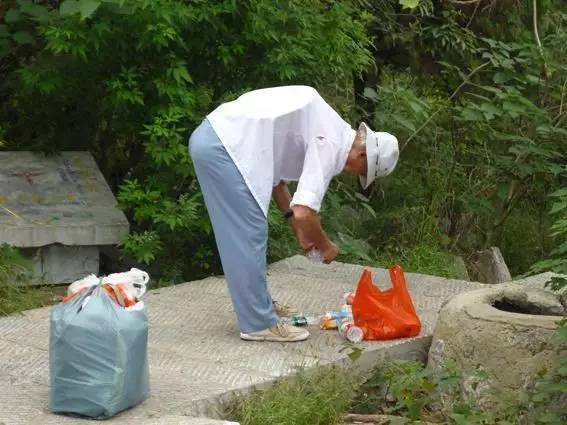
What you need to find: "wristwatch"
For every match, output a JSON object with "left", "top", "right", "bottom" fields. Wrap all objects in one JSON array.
[{"left": 284, "top": 209, "right": 294, "bottom": 220}]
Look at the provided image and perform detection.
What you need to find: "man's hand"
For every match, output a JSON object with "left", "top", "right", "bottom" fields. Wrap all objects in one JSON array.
[
  {"left": 292, "top": 205, "right": 339, "bottom": 263},
  {"left": 271, "top": 182, "right": 339, "bottom": 263},
  {"left": 321, "top": 241, "right": 339, "bottom": 264},
  {"left": 290, "top": 218, "right": 315, "bottom": 252}
]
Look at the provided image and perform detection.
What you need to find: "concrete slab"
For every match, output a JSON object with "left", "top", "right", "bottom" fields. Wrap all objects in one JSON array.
[
  {"left": 0, "top": 256, "right": 501, "bottom": 424},
  {"left": 0, "top": 151, "right": 129, "bottom": 247}
]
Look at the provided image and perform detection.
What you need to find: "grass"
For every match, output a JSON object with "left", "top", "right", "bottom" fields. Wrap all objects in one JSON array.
[
  {"left": 0, "top": 244, "right": 59, "bottom": 316},
  {"left": 373, "top": 244, "right": 464, "bottom": 280},
  {"left": 225, "top": 365, "right": 358, "bottom": 425},
  {"left": 224, "top": 331, "right": 566, "bottom": 425}
]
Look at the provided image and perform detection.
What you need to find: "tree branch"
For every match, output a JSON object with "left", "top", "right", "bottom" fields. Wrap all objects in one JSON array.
[
  {"left": 466, "top": 0, "right": 482, "bottom": 28},
  {"left": 533, "top": 0, "right": 543, "bottom": 52},
  {"left": 401, "top": 61, "right": 491, "bottom": 151},
  {"left": 446, "top": 0, "right": 482, "bottom": 5}
]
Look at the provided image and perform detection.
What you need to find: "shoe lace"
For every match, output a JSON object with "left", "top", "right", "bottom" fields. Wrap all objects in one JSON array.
[
  {"left": 274, "top": 322, "right": 290, "bottom": 337},
  {"left": 273, "top": 300, "right": 292, "bottom": 312}
]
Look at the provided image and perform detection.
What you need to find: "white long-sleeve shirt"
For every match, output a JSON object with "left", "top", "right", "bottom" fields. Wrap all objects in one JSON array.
[{"left": 207, "top": 86, "right": 356, "bottom": 216}]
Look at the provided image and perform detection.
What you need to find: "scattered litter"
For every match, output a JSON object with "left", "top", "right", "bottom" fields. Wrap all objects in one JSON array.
[
  {"left": 319, "top": 266, "right": 421, "bottom": 342},
  {"left": 281, "top": 315, "right": 308, "bottom": 327},
  {"left": 343, "top": 291, "right": 355, "bottom": 305},
  {"left": 352, "top": 266, "right": 421, "bottom": 340},
  {"left": 338, "top": 319, "right": 364, "bottom": 343},
  {"left": 306, "top": 249, "right": 324, "bottom": 263}
]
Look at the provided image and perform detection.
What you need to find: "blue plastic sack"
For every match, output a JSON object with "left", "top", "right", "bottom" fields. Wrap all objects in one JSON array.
[{"left": 49, "top": 284, "right": 150, "bottom": 418}]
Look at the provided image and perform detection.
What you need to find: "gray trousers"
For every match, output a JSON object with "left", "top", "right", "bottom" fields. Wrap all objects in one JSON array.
[{"left": 188, "top": 119, "right": 279, "bottom": 333}]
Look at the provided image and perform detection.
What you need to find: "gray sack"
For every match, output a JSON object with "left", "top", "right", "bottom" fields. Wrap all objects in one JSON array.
[{"left": 49, "top": 284, "right": 150, "bottom": 418}]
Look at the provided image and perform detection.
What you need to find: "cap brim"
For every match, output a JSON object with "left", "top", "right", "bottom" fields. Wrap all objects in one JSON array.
[{"left": 358, "top": 122, "right": 378, "bottom": 189}]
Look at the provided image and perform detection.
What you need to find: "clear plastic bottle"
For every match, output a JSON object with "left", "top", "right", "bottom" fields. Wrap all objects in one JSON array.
[{"left": 306, "top": 249, "right": 324, "bottom": 263}]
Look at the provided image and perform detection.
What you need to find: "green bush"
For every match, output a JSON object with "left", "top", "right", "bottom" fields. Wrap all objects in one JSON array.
[
  {"left": 0, "top": 0, "right": 372, "bottom": 281},
  {"left": 1, "top": 0, "right": 565, "bottom": 283}
]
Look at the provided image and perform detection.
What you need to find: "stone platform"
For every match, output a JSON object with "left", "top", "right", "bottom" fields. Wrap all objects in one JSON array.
[
  {"left": 1, "top": 255, "right": 511, "bottom": 424},
  {"left": 0, "top": 151, "right": 129, "bottom": 284}
]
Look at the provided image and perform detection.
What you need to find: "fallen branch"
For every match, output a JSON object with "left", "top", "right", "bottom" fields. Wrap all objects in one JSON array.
[{"left": 343, "top": 413, "right": 439, "bottom": 424}]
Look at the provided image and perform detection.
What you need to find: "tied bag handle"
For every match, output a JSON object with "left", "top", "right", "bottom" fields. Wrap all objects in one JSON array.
[
  {"left": 389, "top": 265, "right": 419, "bottom": 317},
  {"left": 76, "top": 278, "right": 104, "bottom": 314}
]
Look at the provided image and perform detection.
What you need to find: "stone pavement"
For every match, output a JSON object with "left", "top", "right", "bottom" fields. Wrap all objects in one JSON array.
[{"left": 4, "top": 255, "right": 545, "bottom": 425}]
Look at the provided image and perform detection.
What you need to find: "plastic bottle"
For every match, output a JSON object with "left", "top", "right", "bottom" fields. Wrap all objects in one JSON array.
[
  {"left": 306, "top": 249, "right": 323, "bottom": 263},
  {"left": 281, "top": 315, "right": 308, "bottom": 327},
  {"left": 343, "top": 291, "right": 355, "bottom": 305}
]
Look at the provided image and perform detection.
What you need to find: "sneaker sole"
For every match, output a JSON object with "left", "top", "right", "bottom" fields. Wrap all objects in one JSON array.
[{"left": 240, "top": 332, "right": 309, "bottom": 342}]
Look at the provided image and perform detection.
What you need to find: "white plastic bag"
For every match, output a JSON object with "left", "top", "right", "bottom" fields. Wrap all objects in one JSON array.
[{"left": 68, "top": 268, "right": 149, "bottom": 301}]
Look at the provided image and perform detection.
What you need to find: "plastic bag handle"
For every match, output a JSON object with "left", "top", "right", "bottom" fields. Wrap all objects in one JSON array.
[{"left": 76, "top": 278, "right": 103, "bottom": 314}]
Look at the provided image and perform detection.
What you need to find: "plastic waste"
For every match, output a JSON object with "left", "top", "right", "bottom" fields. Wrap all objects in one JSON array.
[
  {"left": 306, "top": 249, "right": 324, "bottom": 263},
  {"left": 338, "top": 319, "right": 365, "bottom": 343},
  {"left": 352, "top": 265, "right": 421, "bottom": 340},
  {"left": 320, "top": 309, "right": 353, "bottom": 329},
  {"left": 67, "top": 268, "right": 149, "bottom": 304},
  {"left": 280, "top": 315, "right": 308, "bottom": 327},
  {"left": 344, "top": 291, "right": 355, "bottom": 305},
  {"left": 49, "top": 282, "right": 150, "bottom": 418}
]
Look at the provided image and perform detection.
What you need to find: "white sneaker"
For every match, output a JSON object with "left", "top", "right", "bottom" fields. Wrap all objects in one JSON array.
[
  {"left": 273, "top": 300, "right": 298, "bottom": 317},
  {"left": 240, "top": 322, "right": 309, "bottom": 342}
]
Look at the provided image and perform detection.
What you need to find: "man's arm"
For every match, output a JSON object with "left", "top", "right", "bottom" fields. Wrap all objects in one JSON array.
[
  {"left": 272, "top": 181, "right": 338, "bottom": 263},
  {"left": 291, "top": 205, "right": 338, "bottom": 263},
  {"left": 272, "top": 181, "right": 293, "bottom": 214},
  {"left": 272, "top": 182, "right": 311, "bottom": 249}
]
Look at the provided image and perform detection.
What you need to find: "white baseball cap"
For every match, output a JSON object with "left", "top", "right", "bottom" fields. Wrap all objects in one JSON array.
[{"left": 358, "top": 122, "right": 399, "bottom": 189}]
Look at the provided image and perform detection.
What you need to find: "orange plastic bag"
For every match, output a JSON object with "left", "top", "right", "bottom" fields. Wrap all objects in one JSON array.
[
  {"left": 61, "top": 283, "right": 136, "bottom": 308},
  {"left": 352, "top": 265, "right": 421, "bottom": 340}
]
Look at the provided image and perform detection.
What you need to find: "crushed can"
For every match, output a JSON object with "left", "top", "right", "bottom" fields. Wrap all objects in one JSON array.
[{"left": 338, "top": 319, "right": 364, "bottom": 343}]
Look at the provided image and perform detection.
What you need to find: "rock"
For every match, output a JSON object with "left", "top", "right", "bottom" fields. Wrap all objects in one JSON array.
[
  {"left": 452, "top": 256, "right": 470, "bottom": 281},
  {"left": 427, "top": 284, "right": 562, "bottom": 411},
  {"left": 471, "top": 247, "right": 512, "bottom": 284}
]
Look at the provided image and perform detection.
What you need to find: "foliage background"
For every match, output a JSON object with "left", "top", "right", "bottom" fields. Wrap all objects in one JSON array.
[{"left": 0, "top": 0, "right": 565, "bottom": 283}]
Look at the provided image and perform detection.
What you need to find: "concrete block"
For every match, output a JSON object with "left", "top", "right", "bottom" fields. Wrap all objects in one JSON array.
[
  {"left": 20, "top": 244, "right": 99, "bottom": 284},
  {"left": 0, "top": 151, "right": 129, "bottom": 247},
  {"left": 42, "top": 244, "right": 99, "bottom": 284}
]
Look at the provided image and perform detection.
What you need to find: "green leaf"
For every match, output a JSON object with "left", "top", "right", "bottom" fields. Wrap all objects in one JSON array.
[
  {"left": 460, "top": 108, "right": 484, "bottom": 122},
  {"left": 80, "top": 0, "right": 101, "bottom": 20},
  {"left": 11, "top": 31, "right": 34, "bottom": 45},
  {"left": 5, "top": 9, "right": 22, "bottom": 23},
  {"left": 0, "top": 25, "right": 9, "bottom": 39},
  {"left": 399, "top": 0, "right": 419, "bottom": 9},
  {"left": 60, "top": 0, "right": 81, "bottom": 16},
  {"left": 550, "top": 201, "right": 567, "bottom": 215},
  {"left": 479, "top": 102, "right": 501, "bottom": 120},
  {"left": 361, "top": 202, "right": 377, "bottom": 219},
  {"left": 551, "top": 188, "right": 567, "bottom": 198},
  {"left": 0, "top": 39, "right": 12, "bottom": 59},
  {"left": 18, "top": 0, "right": 49, "bottom": 20},
  {"left": 363, "top": 87, "right": 378, "bottom": 101}
]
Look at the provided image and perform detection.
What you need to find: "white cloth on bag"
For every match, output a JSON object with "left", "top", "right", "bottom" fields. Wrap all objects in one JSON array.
[{"left": 206, "top": 85, "right": 356, "bottom": 215}]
